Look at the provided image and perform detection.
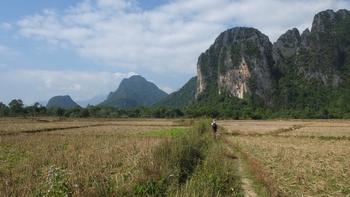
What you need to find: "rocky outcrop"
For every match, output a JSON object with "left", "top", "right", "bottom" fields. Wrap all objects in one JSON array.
[
  {"left": 195, "top": 9, "right": 350, "bottom": 107},
  {"left": 218, "top": 57, "right": 250, "bottom": 99},
  {"left": 273, "top": 28, "right": 301, "bottom": 64},
  {"left": 196, "top": 27, "right": 274, "bottom": 103},
  {"left": 274, "top": 9, "right": 350, "bottom": 86},
  {"left": 300, "top": 29, "right": 310, "bottom": 48}
]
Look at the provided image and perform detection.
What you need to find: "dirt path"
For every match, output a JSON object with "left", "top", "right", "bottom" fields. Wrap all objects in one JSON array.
[
  {"left": 223, "top": 138, "right": 258, "bottom": 197},
  {"left": 238, "top": 158, "right": 258, "bottom": 197}
]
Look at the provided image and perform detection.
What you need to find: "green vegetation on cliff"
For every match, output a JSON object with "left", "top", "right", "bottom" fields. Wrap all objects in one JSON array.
[{"left": 155, "top": 77, "right": 197, "bottom": 108}]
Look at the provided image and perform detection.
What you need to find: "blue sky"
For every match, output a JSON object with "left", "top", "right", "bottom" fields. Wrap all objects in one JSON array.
[{"left": 0, "top": 0, "right": 349, "bottom": 105}]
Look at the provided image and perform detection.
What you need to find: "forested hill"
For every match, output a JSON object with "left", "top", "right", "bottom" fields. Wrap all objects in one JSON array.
[
  {"left": 46, "top": 95, "right": 80, "bottom": 109},
  {"left": 155, "top": 77, "right": 197, "bottom": 108},
  {"left": 100, "top": 75, "right": 168, "bottom": 109}
]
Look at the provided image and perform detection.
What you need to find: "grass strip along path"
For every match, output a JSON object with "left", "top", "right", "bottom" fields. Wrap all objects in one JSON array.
[{"left": 131, "top": 120, "right": 244, "bottom": 196}]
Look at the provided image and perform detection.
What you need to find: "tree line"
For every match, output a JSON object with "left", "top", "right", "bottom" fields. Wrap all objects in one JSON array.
[
  {"left": 1, "top": 98, "right": 350, "bottom": 119},
  {"left": 0, "top": 99, "right": 184, "bottom": 118}
]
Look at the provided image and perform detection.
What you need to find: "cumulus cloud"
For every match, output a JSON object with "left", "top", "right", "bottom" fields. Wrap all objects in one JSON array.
[
  {"left": 16, "top": 0, "right": 350, "bottom": 77},
  {"left": 0, "top": 69, "right": 135, "bottom": 105},
  {"left": 6, "top": 0, "right": 350, "bottom": 103}
]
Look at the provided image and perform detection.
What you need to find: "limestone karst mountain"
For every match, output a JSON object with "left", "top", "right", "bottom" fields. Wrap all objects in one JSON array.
[
  {"left": 100, "top": 75, "right": 168, "bottom": 109},
  {"left": 46, "top": 95, "right": 81, "bottom": 109},
  {"left": 190, "top": 9, "right": 350, "bottom": 113}
]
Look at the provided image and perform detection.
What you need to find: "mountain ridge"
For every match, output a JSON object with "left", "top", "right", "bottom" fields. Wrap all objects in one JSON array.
[
  {"left": 180, "top": 9, "right": 350, "bottom": 117},
  {"left": 155, "top": 77, "right": 197, "bottom": 108},
  {"left": 100, "top": 75, "right": 168, "bottom": 108}
]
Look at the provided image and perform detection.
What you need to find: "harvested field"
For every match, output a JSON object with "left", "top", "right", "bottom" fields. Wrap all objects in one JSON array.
[
  {"left": 222, "top": 119, "right": 350, "bottom": 197},
  {"left": 229, "top": 136, "right": 350, "bottom": 196},
  {"left": 280, "top": 126, "right": 350, "bottom": 137},
  {"left": 0, "top": 118, "right": 185, "bottom": 196},
  {"left": 2, "top": 118, "right": 350, "bottom": 196},
  {"left": 279, "top": 120, "right": 350, "bottom": 138},
  {"left": 0, "top": 118, "right": 179, "bottom": 135},
  {"left": 219, "top": 120, "right": 306, "bottom": 135}
]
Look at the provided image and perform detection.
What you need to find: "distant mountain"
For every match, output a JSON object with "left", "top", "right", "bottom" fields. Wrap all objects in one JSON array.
[
  {"left": 46, "top": 95, "right": 80, "bottom": 109},
  {"left": 155, "top": 77, "right": 197, "bottom": 108},
  {"left": 77, "top": 95, "right": 107, "bottom": 107},
  {"left": 100, "top": 75, "right": 168, "bottom": 108}
]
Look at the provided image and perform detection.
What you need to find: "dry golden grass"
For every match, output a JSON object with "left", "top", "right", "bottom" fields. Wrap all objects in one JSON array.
[
  {"left": 0, "top": 118, "right": 179, "bottom": 135},
  {"left": 280, "top": 126, "right": 350, "bottom": 137},
  {"left": 40, "top": 125, "right": 184, "bottom": 136},
  {"left": 229, "top": 136, "right": 350, "bottom": 196},
  {"left": 219, "top": 120, "right": 306, "bottom": 135},
  {"left": 0, "top": 118, "right": 177, "bottom": 196},
  {"left": 3, "top": 118, "right": 350, "bottom": 196},
  {"left": 277, "top": 120, "right": 350, "bottom": 137},
  {"left": 221, "top": 120, "right": 350, "bottom": 196}
]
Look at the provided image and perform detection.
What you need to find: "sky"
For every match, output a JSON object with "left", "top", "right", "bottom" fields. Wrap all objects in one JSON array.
[{"left": 0, "top": 0, "right": 349, "bottom": 105}]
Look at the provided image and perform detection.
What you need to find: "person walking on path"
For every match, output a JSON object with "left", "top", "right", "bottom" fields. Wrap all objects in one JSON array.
[{"left": 211, "top": 119, "right": 218, "bottom": 137}]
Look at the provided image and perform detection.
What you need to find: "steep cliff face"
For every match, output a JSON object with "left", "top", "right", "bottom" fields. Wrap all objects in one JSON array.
[
  {"left": 195, "top": 9, "right": 350, "bottom": 110},
  {"left": 272, "top": 9, "right": 350, "bottom": 108},
  {"left": 273, "top": 28, "right": 301, "bottom": 66},
  {"left": 273, "top": 9, "right": 350, "bottom": 86},
  {"left": 196, "top": 27, "right": 274, "bottom": 103},
  {"left": 218, "top": 57, "right": 250, "bottom": 99}
]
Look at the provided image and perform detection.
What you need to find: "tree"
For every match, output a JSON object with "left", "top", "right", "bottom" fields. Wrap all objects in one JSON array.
[
  {"left": 0, "top": 102, "right": 9, "bottom": 117},
  {"left": 79, "top": 108, "right": 90, "bottom": 118},
  {"left": 9, "top": 99, "right": 24, "bottom": 115},
  {"left": 55, "top": 108, "right": 65, "bottom": 117},
  {"left": 26, "top": 102, "right": 43, "bottom": 117}
]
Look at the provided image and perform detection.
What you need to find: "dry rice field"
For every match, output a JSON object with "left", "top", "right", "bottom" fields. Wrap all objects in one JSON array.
[
  {"left": 1, "top": 118, "right": 350, "bottom": 196},
  {"left": 222, "top": 119, "right": 350, "bottom": 197},
  {"left": 0, "top": 118, "right": 185, "bottom": 196}
]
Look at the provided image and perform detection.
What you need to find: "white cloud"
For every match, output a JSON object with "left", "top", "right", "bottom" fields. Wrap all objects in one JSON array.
[
  {"left": 18, "top": 0, "right": 350, "bottom": 74},
  {"left": 14, "top": 0, "right": 350, "bottom": 80},
  {"left": 0, "top": 69, "right": 135, "bottom": 104},
  {"left": 11, "top": 0, "right": 350, "bottom": 97}
]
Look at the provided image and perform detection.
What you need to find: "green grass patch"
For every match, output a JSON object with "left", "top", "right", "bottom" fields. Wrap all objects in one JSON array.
[
  {"left": 134, "top": 120, "right": 243, "bottom": 196},
  {"left": 171, "top": 141, "right": 243, "bottom": 196},
  {"left": 145, "top": 127, "right": 188, "bottom": 137}
]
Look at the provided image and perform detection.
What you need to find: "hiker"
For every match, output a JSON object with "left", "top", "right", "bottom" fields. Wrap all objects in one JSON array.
[{"left": 211, "top": 119, "right": 218, "bottom": 136}]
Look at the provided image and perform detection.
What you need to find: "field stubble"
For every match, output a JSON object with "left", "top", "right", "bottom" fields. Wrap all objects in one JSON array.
[
  {"left": 0, "top": 118, "right": 183, "bottom": 196},
  {"left": 223, "top": 119, "right": 350, "bottom": 196}
]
